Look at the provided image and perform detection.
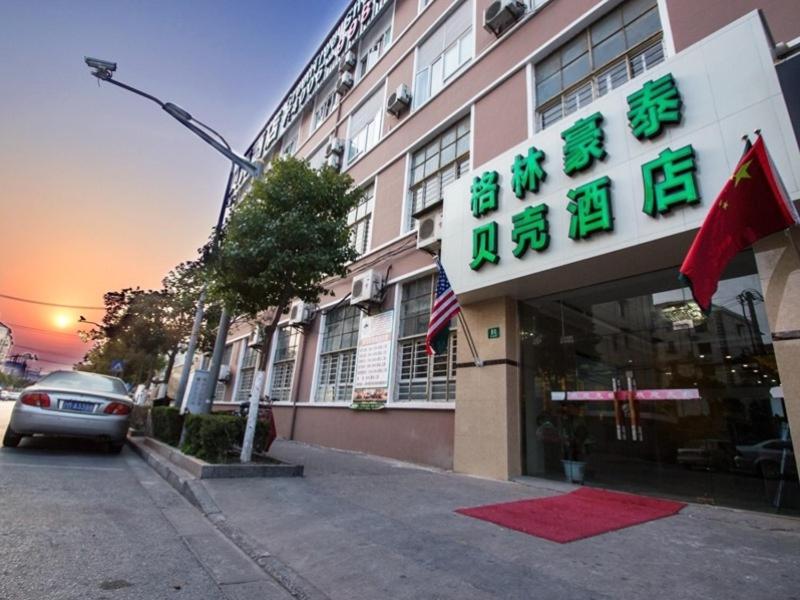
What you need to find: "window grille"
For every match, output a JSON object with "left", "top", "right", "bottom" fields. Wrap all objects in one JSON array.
[
  {"left": 396, "top": 276, "right": 457, "bottom": 402},
  {"left": 316, "top": 305, "right": 361, "bottom": 402},
  {"left": 269, "top": 327, "right": 300, "bottom": 402},
  {"left": 535, "top": 0, "right": 663, "bottom": 129},
  {"left": 408, "top": 116, "right": 470, "bottom": 223}
]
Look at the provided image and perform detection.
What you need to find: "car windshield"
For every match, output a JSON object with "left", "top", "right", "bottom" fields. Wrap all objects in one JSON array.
[{"left": 37, "top": 371, "right": 127, "bottom": 396}]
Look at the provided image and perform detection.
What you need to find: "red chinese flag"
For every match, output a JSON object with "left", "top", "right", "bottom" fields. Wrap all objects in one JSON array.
[{"left": 680, "top": 136, "right": 798, "bottom": 312}]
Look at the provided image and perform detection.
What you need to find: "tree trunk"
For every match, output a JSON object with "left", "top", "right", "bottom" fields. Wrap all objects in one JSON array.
[
  {"left": 163, "top": 348, "right": 178, "bottom": 388},
  {"left": 240, "top": 305, "right": 287, "bottom": 462}
]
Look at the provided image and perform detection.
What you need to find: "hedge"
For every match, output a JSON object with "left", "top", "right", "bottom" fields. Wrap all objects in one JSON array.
[
  {"left": 181, "top": 413, "right": 270, "bottom": 464},
  {"left": 151, "top": 406, "right": 183, "bottom": 446}
]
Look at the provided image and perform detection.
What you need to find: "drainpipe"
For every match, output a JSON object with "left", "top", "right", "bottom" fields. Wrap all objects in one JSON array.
[{"left": 287, "top": 329, "right": 308, "bottom": 441}]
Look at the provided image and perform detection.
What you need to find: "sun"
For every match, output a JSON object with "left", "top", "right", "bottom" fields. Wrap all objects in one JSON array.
[{"left": 53, "top": 313, "right": 72, "bottom": 329}]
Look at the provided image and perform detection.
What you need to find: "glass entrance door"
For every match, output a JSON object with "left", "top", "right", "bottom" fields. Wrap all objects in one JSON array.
[{"left": 520, "top": 252, "right": 798, "bottom": 514}]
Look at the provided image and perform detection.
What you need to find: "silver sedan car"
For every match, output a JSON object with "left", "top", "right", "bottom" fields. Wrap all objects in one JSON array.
[{"left": 3, "top": 370, "right": 132, "bottom": 453}]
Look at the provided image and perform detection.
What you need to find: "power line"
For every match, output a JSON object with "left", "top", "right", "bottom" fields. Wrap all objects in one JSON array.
[
  {"left": 0, "top": 293, "right": 104, "bottom": 310},
  {"left": 4, "top": 322, "right": 87, "bottom": 339}
]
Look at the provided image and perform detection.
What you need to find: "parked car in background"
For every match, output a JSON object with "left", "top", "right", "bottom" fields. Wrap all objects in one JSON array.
[
  {"left": 1, "top": 389, "right": 21, "bottom": 401},
  {"left": 3, "top": 371, "right": 132, "bottom": 453},
  {"left": 677, "top": 438, "right": 737, "bottom": 471},
  {"left": 734, "top": 439, "right": 797, "bottom": 479}
]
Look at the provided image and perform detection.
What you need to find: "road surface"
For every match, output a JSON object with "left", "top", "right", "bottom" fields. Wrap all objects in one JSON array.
[{"left": 0, "top": 402, "right": 289, "bottom": 600}]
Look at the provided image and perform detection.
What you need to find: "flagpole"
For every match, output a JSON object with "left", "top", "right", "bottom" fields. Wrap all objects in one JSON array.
[{"left": 457, "top": 312, "right": 483, "bottom": 368}]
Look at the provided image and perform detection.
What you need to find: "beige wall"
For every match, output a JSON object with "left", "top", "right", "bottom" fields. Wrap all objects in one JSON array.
[
  {"left": 472, "top": 68, "right": 529, "bottom": 168},
  {"left": 372, "top": 156, "right": 407, "bottom": 245},
  {"left": 453, "top": 296, "right": 522, "bottom": 479},
  {"left": 666, "top": 0, "right": 800, "bottom": 52},
  {"left": 754, "top": 227, "right": 800, "bottom": 477}
]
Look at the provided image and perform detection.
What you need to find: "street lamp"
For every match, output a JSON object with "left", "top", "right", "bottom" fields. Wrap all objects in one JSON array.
[
  {"left": 84, "top": 57, "right": 261, "bottom": 178},
  {"left": 85, "top": 57, "right": 251, "bottom": 411}
]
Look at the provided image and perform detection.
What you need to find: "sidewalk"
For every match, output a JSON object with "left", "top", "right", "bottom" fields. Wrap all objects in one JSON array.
[{"left": 195, "top": 440, "right": 800, "bottom": 600}]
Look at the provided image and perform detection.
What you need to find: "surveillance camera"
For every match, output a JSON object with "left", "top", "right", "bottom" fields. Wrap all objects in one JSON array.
[{"left": 84, "top": 57, "right": 117, "bottom": 72}]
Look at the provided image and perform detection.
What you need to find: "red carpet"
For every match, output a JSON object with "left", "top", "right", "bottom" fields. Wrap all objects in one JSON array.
[{"left": 456, "top": 487, "right": 686, "bottom": 544}]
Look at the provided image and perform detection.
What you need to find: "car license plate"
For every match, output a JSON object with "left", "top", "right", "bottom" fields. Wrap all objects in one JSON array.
[{"left": 61, "top": 400, "right": 94, "bottom": 412}]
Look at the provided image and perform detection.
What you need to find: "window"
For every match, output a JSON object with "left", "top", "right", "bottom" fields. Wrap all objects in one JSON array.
[
  {"left": 414, "top": 0, "right": 473, "bottom": 109},
  {"left": 408, "top": 116, "right": 470, "bottom": 222},
  {"left": 535, "top": 0, "right": 663, "bottom": 129},
  {"left": 236, "top": 343, "right": 261, "bottom": 403},
  {"left": 316, "top": 305, "right": 361, "bottom": 402},
  {"left": 269, "top": 327, "right": 300, "bottom": 402},
  {"left": 281, "top": 119, "right": 300, "bottom": 156},
  {"left": 396, "top": 277, "right": 457, "bottom": 402},
  {"left": 312, "top": 75, "right": 339, "bottom": 131},
  {"left": 357, "top": 4, "right": 393, "bottom": 80},
  {"left": 349, "top": 184, "right": 374, "bottom": 256},
  {"left": 212, "top": 344, "right": 234, "bottom": 402},
  {"left": 307, "top": 143, "right": 327, "bottom": 171},
  {"left": 347, "top": 89, "right": 383, "bottom": 163}
]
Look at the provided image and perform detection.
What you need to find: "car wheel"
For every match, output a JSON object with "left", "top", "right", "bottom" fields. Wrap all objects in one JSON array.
[
  {"left": 2, "top": 427, "right": 22, "bottom": 448},
  {"left": 759, "top": 461, "right": 780, "bottom": 480},
  {"left": 108, "top": 442, "right": 124, "bottom": 454}
]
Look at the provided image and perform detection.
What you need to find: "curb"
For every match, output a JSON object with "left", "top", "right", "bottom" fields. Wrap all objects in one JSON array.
[{"left": 127, "top": 438, "right": 330, "bottom": 600}]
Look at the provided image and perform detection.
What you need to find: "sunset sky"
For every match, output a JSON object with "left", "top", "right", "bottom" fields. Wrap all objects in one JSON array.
[{"left": 0, "top": 0, "right": 349, "bottom": 372}]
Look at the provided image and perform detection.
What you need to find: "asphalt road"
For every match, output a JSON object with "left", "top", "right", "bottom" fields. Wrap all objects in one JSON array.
[{"left": 0, "top": 402, "right": 287, "bottom": 600}]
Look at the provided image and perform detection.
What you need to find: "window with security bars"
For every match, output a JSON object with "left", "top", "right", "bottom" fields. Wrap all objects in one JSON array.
[
  {"left": 315, "top": 305, "right": 361, "bottom": 402},
  {"left": 236, "top": 344, "right": 261, "bottom": 403},
  {"left": 349, "top": 184, "right": 374, "bottom": 256},
  {"left": 408, "top": 116, "right": 470, "bottom": 226},
  {"left": 312, "top": 75, "right": 338, "bottom": 132},
  {"left": 396, "top": 276, "right": 457, "bottom": 402},
  {"left": 269, "top": 327, "right": 300, "bottom": 402},
  {"left": 213, "top": 343, "right": 234, "bottom": 402},
  {"left": 535, "top": 0, "right": 663, "bottom": 130}
]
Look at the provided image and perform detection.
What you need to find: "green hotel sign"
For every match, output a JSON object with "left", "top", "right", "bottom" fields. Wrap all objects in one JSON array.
[{"left": 469, "top": 73, "right": 699, "bottom": 271}]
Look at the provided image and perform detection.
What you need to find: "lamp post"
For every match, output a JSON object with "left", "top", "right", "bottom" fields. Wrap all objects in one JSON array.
[
  {"left": 78, "top": 315, "right": 102, "bottom": 328},
  {"left": 85, "top": 57, "right": 256, "bottom": 412}
]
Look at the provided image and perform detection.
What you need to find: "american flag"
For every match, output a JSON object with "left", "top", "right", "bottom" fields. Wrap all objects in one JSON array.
[{"left": 425, "top": 260, "right": 461, "bottom": 355}]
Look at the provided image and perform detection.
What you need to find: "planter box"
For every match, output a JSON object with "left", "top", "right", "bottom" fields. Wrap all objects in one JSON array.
[{"left": 134, "top": 436, "right": 303, "bottom": 479}]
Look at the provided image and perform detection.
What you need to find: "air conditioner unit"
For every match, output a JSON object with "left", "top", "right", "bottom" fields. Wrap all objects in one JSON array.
[
  {"left": 415, "top": 206, "right": 443, "bottom": 250},
  {"left": 483, "top": 0, "right": 526, "bottom": 37},
  {"left": 288, "top": 300, "right": 316, "bottom": 326},
  {"left": 218, "top": 365, "right": 231, "bottom": 383},
  {"left": 326, "top": 153, "right": 342, "bottom": 171},
  {"left": 337, "top": 71, "right": 354, "bottom": 95},
  {"left": 386, "top": 84, "right": 412, "bottom": 118},
  {"left": 350, "top": 269, "right": 385, "bottom": 306},
  {"left": 325, "top": 136, "right": 344, "bottom": 157},
  {"left": 248, "top": 328, "right": 264, "bottom": 349},
  {"left": 339, "top": 50, "right": 357, "bottom": 73}
]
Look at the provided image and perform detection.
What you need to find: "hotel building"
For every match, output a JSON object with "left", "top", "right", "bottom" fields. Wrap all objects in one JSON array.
[{"left": 213, "top": 0, "right": 800, "bottom": 514}]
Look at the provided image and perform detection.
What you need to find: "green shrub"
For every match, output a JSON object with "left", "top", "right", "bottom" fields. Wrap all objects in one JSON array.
[
  {"left": 180, "top": 412, "right": 272, "bottom": 463},
  {"left": 152, "top": 406, "right": 183, "bottom": 446}
]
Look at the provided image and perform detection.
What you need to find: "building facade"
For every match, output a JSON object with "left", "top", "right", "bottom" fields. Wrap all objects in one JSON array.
[
  {"left": 216, "top": 0, "right": 800, "bottom": 514},
  {"left": 0, "top": 322, "right": 12, "bottom": 365}
]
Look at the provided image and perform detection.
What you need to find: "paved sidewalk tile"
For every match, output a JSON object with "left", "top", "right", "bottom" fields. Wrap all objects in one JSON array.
[{"left": 199, "top": 440, "right": 800, "bottom": 600}]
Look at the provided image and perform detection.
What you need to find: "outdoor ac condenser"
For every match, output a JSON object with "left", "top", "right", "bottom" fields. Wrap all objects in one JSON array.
[{"left": 484, "top": 0, "right": 526, "bottom": 37}]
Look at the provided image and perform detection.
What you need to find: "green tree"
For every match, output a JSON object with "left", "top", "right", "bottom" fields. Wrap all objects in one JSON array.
[
  {"left": 204, "top": 156, "right": 363, "bottom": 461},
  {"left": 160, "top": 260, "right": 222, "bottom": 388},
  {"left": 77, "top": 289, "right": 171, "bottom": 384}
]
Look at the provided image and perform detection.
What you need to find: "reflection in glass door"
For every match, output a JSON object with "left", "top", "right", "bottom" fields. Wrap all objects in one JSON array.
[{"left": 520, "top": 252, "right": 798, "bottom": 514}]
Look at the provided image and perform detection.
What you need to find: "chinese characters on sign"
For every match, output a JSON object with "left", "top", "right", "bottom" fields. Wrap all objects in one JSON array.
[{"left": 469, "top": 72, "right": 697, "bottom": 270}]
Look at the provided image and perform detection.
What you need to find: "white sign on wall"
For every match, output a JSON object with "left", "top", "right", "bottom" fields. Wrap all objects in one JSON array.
[
  {"left": 440, "top": 13, "right": 800, "bottom": 298},
  {"left": 353, "top": 310, "right": 394, "bottom": 402}
]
